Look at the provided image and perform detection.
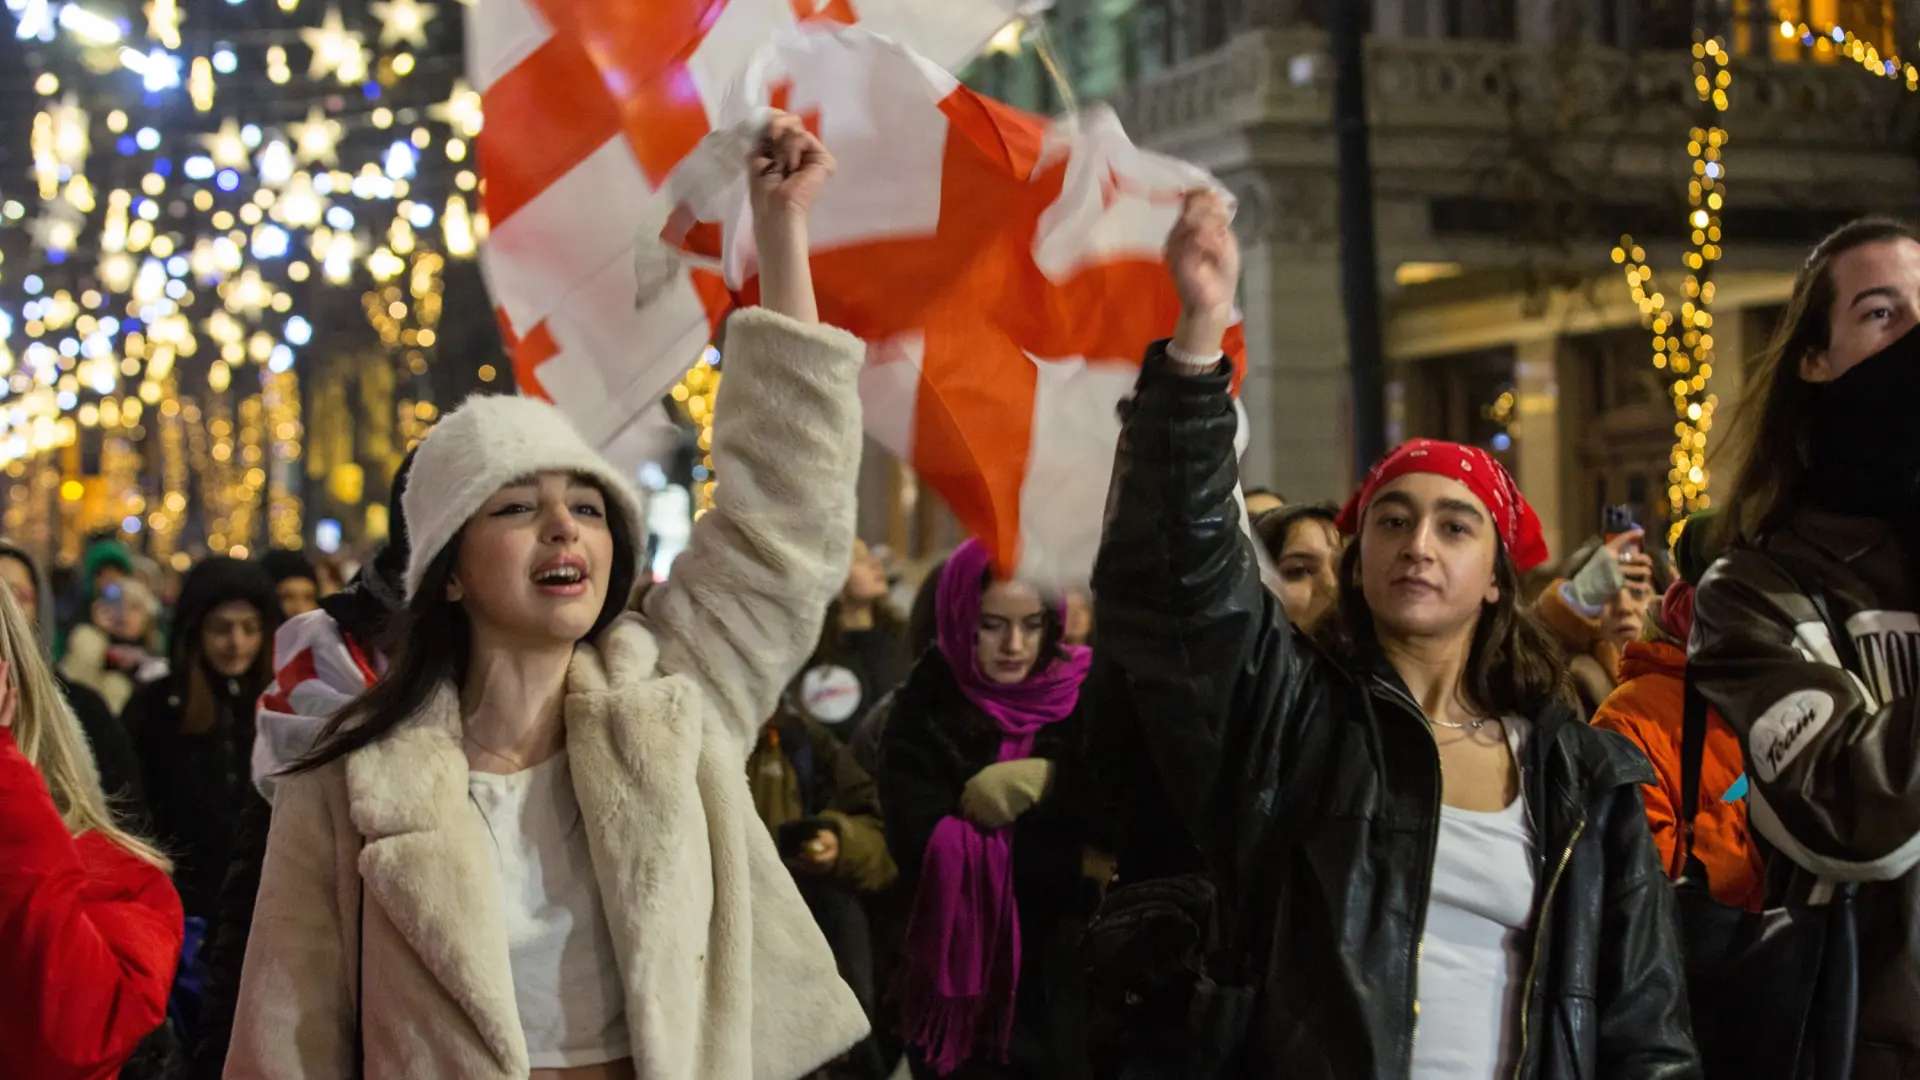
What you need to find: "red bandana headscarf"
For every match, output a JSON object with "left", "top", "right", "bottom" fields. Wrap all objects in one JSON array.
[{"left": 1334, "top": 439, "right": 1551, "bottom": 573}]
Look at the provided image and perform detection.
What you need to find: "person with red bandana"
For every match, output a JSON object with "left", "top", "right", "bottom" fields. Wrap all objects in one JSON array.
[{"left": 1080, "top": 191, "right": 1697, "bottom": 1080}]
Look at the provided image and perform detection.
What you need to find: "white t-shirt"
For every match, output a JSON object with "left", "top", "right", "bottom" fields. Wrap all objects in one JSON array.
[
  {"left": 467, "top": 750, "right": 631, "bottom": 1069},
  {"left": 1411, "top": 718, "right": 1537, "bottom": 1080}
]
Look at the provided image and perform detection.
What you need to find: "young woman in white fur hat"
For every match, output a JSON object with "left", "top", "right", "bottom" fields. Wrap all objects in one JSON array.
[{"left": 223, "top": 114, "right": 870, "bottom": 1080}]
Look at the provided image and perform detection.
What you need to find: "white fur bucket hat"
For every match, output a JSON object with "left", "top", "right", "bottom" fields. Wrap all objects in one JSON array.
[{"left": 401, "top": 395, "right": 647, "bottom": 600}]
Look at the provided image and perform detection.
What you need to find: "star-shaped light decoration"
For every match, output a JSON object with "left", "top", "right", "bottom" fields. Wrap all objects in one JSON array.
[
  {"left": 428, "top": 79, "right": 482, "bottom": 138},
  {"left": 144, "top": 0, "right": 182, "bottom": 50},
  {"left": 301, "top": 7, "right": 368, "bottom": 82},
  {"left": 271, "top": 171, "right": 329, "bottom": 229},
  {"left": 200, "top": 117, "right": 251, "bottom": 171},
  {"left": 289, "top": 106, "right": 343, "bottom": 166},
  {"left": 368, "top": 0, "right": 436, "bottom": 48}
]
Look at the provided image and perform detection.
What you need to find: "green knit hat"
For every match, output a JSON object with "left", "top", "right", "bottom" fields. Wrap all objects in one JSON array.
[{"left": 1672, "top": 507, "right": 1725, "bottom": 586}]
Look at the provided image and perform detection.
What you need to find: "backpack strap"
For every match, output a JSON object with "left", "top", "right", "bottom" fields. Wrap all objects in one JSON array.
[{"left": 1679, "top": 667, "right": 1710, "bottom": 861}]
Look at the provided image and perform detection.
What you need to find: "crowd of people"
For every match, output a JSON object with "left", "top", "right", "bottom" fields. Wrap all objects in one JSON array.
[{"left": 4, "top": 114, "right": 1919, "bottom": 1080}]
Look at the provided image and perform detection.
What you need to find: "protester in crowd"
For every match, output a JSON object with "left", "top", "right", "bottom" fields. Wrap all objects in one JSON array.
[
  {"left": 120, "top": 557, "right": 279, "bottom": 924},
  {"left": 1062, "top": 589, "right": 1093, "bottom": 647},
  {"left": 880, "top": 538, "right": 1109, "bottom": 1080},
  {"left": 849, "top": 555, "right": 946, "bottom": 778},
  {"left": 0, "top": 540, "right": 147, "bottom": 822},
  {"left": 794, "top": 538, "right": 910, "bottom": 742},
  {"left": 60, "top": 574, "right": 166, "bottom": 715},
  {"left": 1592, "top": 508, "right": 1762, "bottom": 911},
  {"left": 185, "top": 452, "right": 416, "bottom": 1080},
  {"left": 1252, "top": 501, "right": 1342, "bottom": 629},
  {"left": 312, "top": 553, "right": 349, "bottom": 598},
  {"left": 225, "top": 113, "right": 870, "bottom": 1079},
  {"left": 259, "top": 548, "right": 321, "bottom": 619},
  {"left": 1243, "top": 487, "right": 1284, "bottom": 518},
  {"left": 0, "top": 582, "right": 183, "bottom": 1080},
  {"left": 750, "top": 701, "right": 897, "bottom": 1078},
  {"left": 1534, "top": 533, "right": 1657, "bottom": 717},
  {"left": 1083, "top": 191, "right": 1695, "bottom": 1078},
  {"left": 1690, "top": 217, "right": 1920, "bottom": 1074}
]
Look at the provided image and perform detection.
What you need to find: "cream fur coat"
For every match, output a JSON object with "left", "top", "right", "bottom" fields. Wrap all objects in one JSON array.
[{"left": 223, "top": 309, "right": 870, "bottom": 1080}]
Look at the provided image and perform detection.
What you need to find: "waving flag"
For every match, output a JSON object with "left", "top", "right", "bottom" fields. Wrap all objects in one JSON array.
[
  {"left": 469, "top": 0, "right": 1034, "bottom": 464},
  {"left": 652, "top": 30, "right": 1246, "bottom": 582}
]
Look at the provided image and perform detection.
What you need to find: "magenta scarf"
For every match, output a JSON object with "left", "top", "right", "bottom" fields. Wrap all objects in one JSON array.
[{"left": 896, "top": 539, "right": 1091, "bottom": 1074}]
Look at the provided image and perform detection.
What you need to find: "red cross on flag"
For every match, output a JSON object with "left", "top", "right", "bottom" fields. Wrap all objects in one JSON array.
[
  {"left": 473, "top": 2, "right": 1246, "bottom": 581},
  {"left": 470, "top": 0, "right": 1033, "bottom": 462},
  {"left": 655, "top": 29, "right": 1247, "bottom": 581}
]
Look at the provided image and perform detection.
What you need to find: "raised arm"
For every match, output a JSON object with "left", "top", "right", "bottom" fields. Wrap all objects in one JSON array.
[
  {"left": 644, "top": 114, "right": 864, "bottom": 752},
  {"left": 1088, "top": 191, "right": 1285, "bottom": 856},
  {"left": 1691, "top": 549, "right": 1920, "bottom": 881}
]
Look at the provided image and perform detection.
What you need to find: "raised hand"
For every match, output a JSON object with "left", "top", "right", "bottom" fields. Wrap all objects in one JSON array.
[
  {"left": 1165, "top": 189, "right": 1240, "bottom": 357},
  {"left": 749, "top": 111, "right": 830, "bottom": 324},
  {"left": 749, "top": 112, "right": 835, "bottom": 223}
]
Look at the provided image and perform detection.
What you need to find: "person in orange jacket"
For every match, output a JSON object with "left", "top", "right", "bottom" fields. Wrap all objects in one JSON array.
[{"left": 1592, "top": 509, "right": 1764, "bottom": 912}]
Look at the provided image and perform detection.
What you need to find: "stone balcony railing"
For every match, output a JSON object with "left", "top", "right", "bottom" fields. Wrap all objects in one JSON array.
[{"left": 1112, "top": 28, "right": 1919, "bottom": 153}]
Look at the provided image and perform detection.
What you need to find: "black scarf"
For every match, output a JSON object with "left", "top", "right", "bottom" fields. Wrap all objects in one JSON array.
[
  {"left": 317, "top": 542, "right": 406, "bottom": 647},
  {"left": 1809, "top": 322, "right": 1920, "bottom": 533}
]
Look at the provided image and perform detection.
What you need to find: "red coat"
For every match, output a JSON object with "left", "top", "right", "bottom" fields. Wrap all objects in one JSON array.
[{"left": 0, "top": 726, "right": 183, "bottom": 1080}]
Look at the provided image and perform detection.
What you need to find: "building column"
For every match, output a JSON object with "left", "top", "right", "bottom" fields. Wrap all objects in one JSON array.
[
  {"left": 1246, "top": 240, "right": 1353, "bottom": 503},
  {"left": 1516, "top": 0, "right": 1560, "bottom": 43},
  {"left": 1512, "top": 338, "right": 1566, "bottom": 556},
  {"left": 1703, "top": 301, "right": 1750, "bottom": 506},
  {"left": 1373, "top": 0, "right": 1411, "bottom": 38}
]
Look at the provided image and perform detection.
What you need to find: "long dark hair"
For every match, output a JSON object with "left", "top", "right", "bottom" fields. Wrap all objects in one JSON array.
[
  {"left": 1311, "top": 540, "right": 1570, "bottom": 718},
  {"left": 290, "top": 482, "right": 639, "bottom": 774},
  {"left": 1719, "top": 217, "right": 1920, "bottom": 544}
]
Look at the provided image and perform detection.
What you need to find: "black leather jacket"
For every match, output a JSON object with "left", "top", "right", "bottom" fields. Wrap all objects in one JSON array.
[{"left": 1084, "top": 347, "right": 1699, "bottom": 1080}]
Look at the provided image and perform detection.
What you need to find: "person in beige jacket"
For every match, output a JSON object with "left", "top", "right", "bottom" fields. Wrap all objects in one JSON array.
[{"left": 223, "top": 114, "right": 870, "bottom": 1080}]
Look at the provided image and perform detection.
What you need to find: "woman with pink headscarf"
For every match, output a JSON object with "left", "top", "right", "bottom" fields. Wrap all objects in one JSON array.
[{"left": 877, "top": 539, "right": 1110, "bottom": 1079}]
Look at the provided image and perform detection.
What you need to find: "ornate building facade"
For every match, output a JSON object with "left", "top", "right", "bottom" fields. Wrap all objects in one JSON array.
[{"left": 955, "top": 0, "right": 1920, "bottom": 558}]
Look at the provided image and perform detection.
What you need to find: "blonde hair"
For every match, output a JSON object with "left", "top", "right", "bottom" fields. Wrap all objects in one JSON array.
[{"left": 0, "top": 579, "right": 169, "bottom": 870}]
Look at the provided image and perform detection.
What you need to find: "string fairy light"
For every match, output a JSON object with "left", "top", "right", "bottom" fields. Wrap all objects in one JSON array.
[
  {"left": 1781, "top": 19, "right": 1920, "bottom": 90},
  {"left": 1613, "top": 34, "right": 1728, "bottom": 542},
  {"left": 670, "top": 347, "right": 722, "bottom": 517}
]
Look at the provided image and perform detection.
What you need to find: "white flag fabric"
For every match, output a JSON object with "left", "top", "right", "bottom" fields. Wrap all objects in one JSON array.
[
  {"left": 470, "top": 0, "right": 1036, "bottom": 465},
  {"left": 651, "top": 29, "right": 1246, "bottom": 582}
]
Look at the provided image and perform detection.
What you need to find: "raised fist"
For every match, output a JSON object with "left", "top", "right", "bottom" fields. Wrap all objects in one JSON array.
[{"left": 749, "top": 111, "right": 835, "bottom": 221}]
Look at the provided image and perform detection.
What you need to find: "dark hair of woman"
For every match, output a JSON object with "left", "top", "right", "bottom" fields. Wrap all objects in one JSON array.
[
  {"left": 289, "top": 477, "right": 639, "bottom": 775},
  {"left": 1253, "top": 502, "right": 1338, "bottom": 564},
  {"left": 1718, "top": 216, "right": 1920, "bottom": 544},
  {"left": 1310, "top": 540, "right": 1571, "bottom": 718}
]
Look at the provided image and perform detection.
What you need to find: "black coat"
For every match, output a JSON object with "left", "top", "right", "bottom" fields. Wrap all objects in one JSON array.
[
  {"left": 1085, "top": 346, "right": 1699, "bottom": 1080},
  {"left": 187, "top": 785, "right": 270, "bottom": 1080},
  {"left": 59, "top": 673, "right": 149, "bottom": 832},
  {"left": 878, "top": 651, "right": 1108, "bottom": 1080},
  {"left": 121, "top": 673, "right": 259, "bottom": 922}
]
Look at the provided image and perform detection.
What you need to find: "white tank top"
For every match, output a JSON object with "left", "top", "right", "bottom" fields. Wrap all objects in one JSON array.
[
  {"left": 467, "top": 750, "right": 631, "bottom": 1069},
  {"left": 1411, "top": 718, "right": 1537, "bottom": 1080}
]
